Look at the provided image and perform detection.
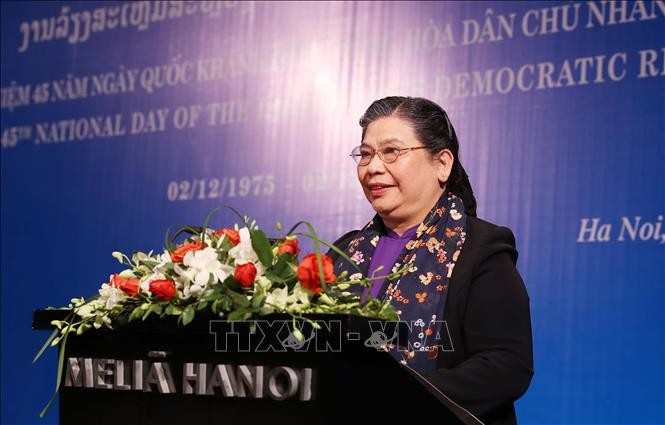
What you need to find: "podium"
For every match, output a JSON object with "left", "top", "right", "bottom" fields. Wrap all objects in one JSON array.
[{"left": 33, "top": 310, "right": 480, "bottom": 424}]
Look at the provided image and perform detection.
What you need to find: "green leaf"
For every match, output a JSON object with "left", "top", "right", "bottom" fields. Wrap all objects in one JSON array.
[
  {"left": 136, "top": 265, "right": 151, "bottom": 276},
  {"left": 225, "top": 205, "right": 251, "bottom": 228},
  {"left": 40, "top": 319, "right": 74, "bottom": 417},
  {"left": 39, "top": 392, "right": 57, "bottom": 418},
  {"left": 201, "top": 207, "right": 221, "bottom": 245},
  {"left": 227, "top": 290, "right": 250, "bottom": 308},
  {"left": 223, "top": 275, "right": 242, "bottom": 291},
  {"left": 128, "top": 306, "right": 143, "bottom": 322},
  {"left": 33, "top": 328, "right": 58, "bottom": 363},
  {"left": 212, "top": 299, "right": 222, "bottom": 314},
  {"left": 301, "top": 230, "right": 362, "bottom": 274},
  {"left": 287, "top": 221, "right": 330, "bottom": 291},
  {"left": 139, "top": 259, "right": 159, "bottom": 268},
  {"left": 202, "top": 288, "right": 222, "bottom": 301},
  {"left": 163, "top": 224, "right": 176, "bottom": 252},
  {"left": 250, "top": 229, "right": 273, "bottom": 267},
  {"left": 164, "top": 304, "right": 182, "bottom": 316},
  {"left": 218, "top": 238, "right": 233, "bottom": 252},
  {"left": 263, "top": 271, "right": 286, "bottom": 283},
  {"left": 181, "top": 305, "right": 195, "bottom": 325},
  {"left": 227, "top": 308, "right": 249, "bottom": 321},
  {"left": 251, "top": 293, "right": 266, "bottom": 309},
  {"left": 34, "top": 309, "right": 76, "bottom": 364},
  {"left": 55, "top": 324, "right": 72, "bottom": 390},
  {"left": 176, "top": 224, "right": 204, "bottom": 240},
  {"left": 166, "top": 224, "right": 203, "bottom": 254},
  {"left": 165, "top": 304, "right": 183, "bottom": 315},
  {"left": 219, "top": 297, "right": 232, "bottom": 311},
  {"left": 142, "top": 308, "right": 153, "bottom": 321},
  {"left": 284, "top": 220, "right": 307, "bottom": 237},
  {"left": 150, "top": 304, "right": 163, "bottom": 315},
  {"left": 271, "top": 254, "right": 295, "bottom": 279}
]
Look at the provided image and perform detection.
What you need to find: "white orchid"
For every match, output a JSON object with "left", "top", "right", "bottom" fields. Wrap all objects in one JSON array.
[
  {"left": 75, "top": 299, "right": 103, "bottom": 319},
  {"left": 228, "top": 228, "right": 269, "bottom": 277},
  {"left": 98, "top": 283, "right": 128, "bottom": 310},
  {"left": 264, "top": 286, "right": 289, "bottom": 311},
  {"left": 186, "top": 284, "right": 204, "bottom": 298},
  {"left": 273, "top": 283, "right": 311, "bottom": 314},
  {"left": 288, "top": 283, "right": 311, "bottom": 305},
  {"left": 255, "top": 275, "right": 272, "bottom": 290},
  {"left": 228, "top": 227, "right": 258, "bottom": 259},
  {"left": 182, "top": 247, "right": 234, "bottom": 287},
  {"left": 153, "top": 251, "right": 173, "bottom": 271},
  {"left": 263, "top": 284, "right": 311, "bottom": 314}
]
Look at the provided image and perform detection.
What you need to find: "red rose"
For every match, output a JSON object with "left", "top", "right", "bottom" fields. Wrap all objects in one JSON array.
[
  {"left": 214, "top": 228, "right": 240, "bottom": 246},
  {"left": 149, "top": 279, "right": 177, "bottom": 301},
  {"left": 109, "top": 273, "right": 140, "bottom": 296},
  {"left": 297, "top": 253, "right": 336, "bottom": 294},
  {"left": 234, "top": 262, "right": 257, "bottom": 288},
  {"left": 171, "top": 240, "right": 206, "bottom": 263},
  {"left": 277, "top": 239, "right": 300, "bottom": 256}
]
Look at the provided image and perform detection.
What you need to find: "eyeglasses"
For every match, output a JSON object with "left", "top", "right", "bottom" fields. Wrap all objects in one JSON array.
[{"left": 350, "top": 145, "right": 428, "bottom": 166}]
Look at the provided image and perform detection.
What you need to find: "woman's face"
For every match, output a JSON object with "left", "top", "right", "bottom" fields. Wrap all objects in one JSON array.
[{"left": 357, "top": 116, "right": 450, "bottom": 234}]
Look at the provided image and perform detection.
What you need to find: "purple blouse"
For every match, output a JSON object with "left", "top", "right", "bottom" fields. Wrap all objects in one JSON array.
[{"left": 367, "top": 224, "right": 419, "bottom": 299}]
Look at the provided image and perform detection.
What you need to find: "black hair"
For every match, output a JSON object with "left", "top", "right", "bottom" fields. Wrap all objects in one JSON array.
[{"left": 358, "top": 96, "right": 477, "bottom": 217}]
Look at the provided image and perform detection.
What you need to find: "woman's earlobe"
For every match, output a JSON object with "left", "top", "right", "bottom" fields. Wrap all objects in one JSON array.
[
  {"left": 438, "top": 172, "right": 450, "bottom": 185},
  {"left": 436, "top": 150, "right": 454, "bottom": 184}
]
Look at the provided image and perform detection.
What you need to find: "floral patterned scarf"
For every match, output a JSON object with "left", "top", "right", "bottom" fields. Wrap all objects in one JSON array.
[{"left": 334, "top": 193, "right": 467, "bottom": 373}]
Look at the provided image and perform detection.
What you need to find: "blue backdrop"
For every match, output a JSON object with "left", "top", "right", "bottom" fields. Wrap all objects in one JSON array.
[{"left": 2, "top": 1, "right": 664, "bottom": 423}]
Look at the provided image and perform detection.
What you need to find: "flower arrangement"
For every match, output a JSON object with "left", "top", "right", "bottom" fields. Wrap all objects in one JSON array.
[{"left": 34, "top": 211, "right": 402, "bottom": 416}]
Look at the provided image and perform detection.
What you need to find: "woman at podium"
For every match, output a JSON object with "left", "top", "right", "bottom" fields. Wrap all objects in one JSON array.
[{"left": 333, "top": 96, "right": 533, "bottom": 425}]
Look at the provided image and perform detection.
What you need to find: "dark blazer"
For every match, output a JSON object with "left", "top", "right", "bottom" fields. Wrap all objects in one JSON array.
[{"left": 332, "top": 216, "right": 533, "bottom": 425}]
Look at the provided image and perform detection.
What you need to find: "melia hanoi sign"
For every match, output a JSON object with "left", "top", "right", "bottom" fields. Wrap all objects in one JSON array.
[{"left": 64, "top": 358, "right": 314, "bottom": 401}]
